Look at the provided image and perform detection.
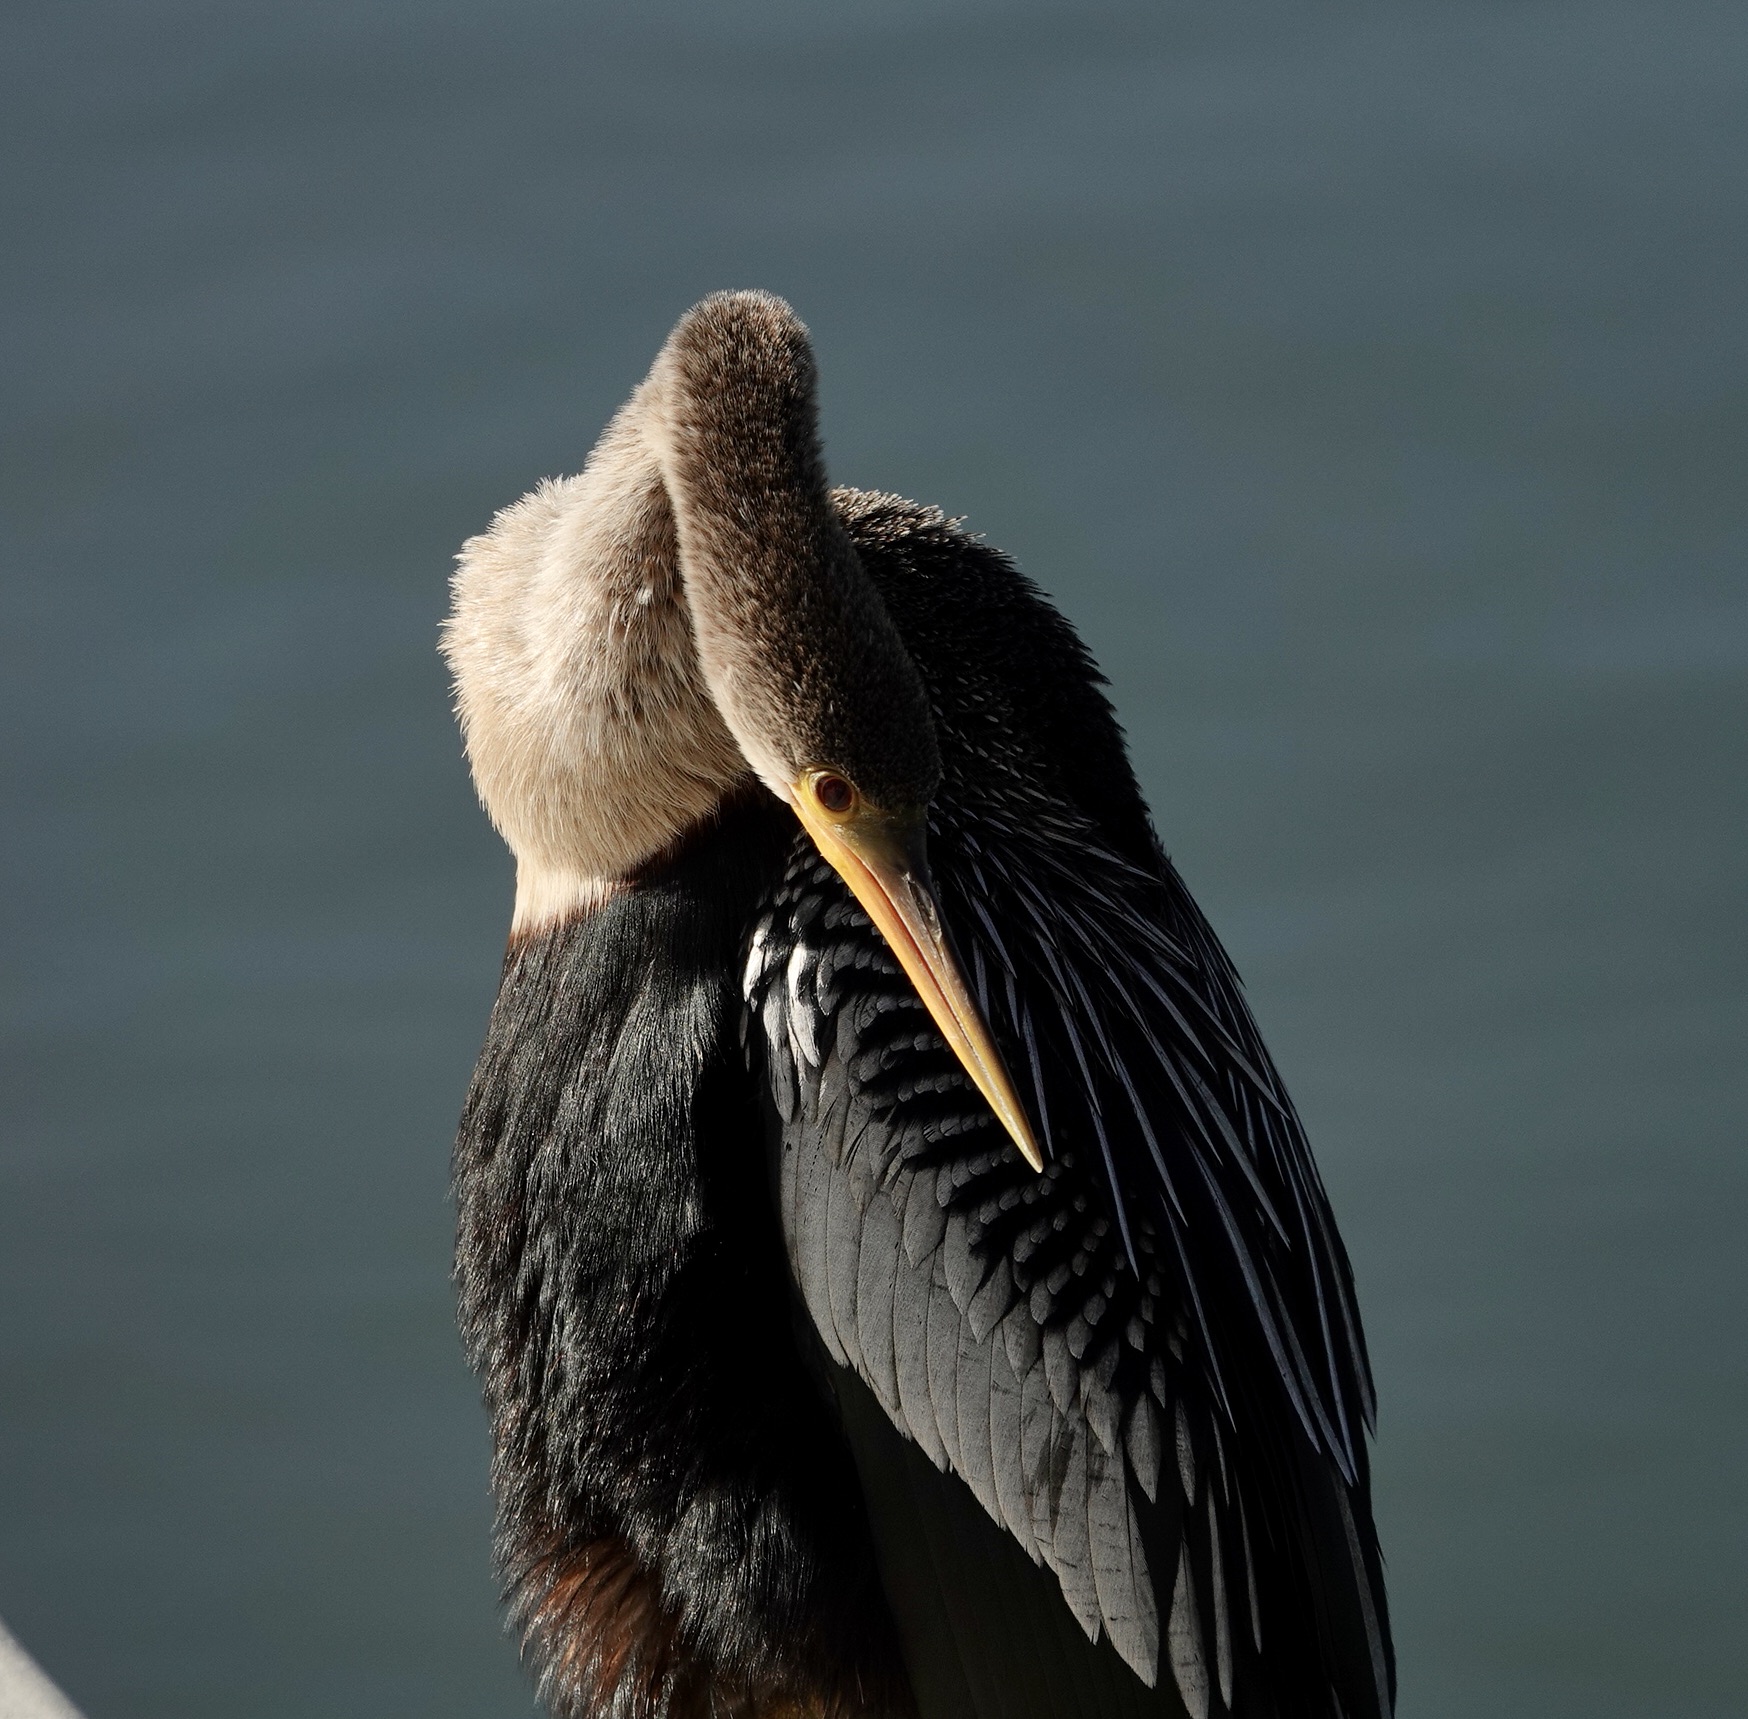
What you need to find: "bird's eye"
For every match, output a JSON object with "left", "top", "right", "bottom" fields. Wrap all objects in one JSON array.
[{"left": 812, "top": 773, "right": 857, "bottom": 815}]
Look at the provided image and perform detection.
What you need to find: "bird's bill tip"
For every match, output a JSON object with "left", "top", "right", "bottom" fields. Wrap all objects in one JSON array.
[{"left": 788, "top": 795, "right": 1044, "bottom": 1173}]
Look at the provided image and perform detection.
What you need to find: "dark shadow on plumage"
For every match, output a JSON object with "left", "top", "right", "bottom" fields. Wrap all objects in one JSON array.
[{"left": 444, "top": 292, "right": 1393, "bottom": 1719}]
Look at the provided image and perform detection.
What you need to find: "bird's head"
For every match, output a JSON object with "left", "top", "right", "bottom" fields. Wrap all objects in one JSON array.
[{"left": 444, "top": 291, "right": 1038, "bottom": 1169}]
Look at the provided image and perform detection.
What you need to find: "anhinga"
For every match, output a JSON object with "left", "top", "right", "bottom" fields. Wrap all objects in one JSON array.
[{"left": 442, "top": 293, "right": 1392, "bottom": 1719}]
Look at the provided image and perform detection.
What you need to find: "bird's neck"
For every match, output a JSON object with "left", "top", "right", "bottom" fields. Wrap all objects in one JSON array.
[{"left": 442, "top": 391, "right": 753, "bottom": 936}]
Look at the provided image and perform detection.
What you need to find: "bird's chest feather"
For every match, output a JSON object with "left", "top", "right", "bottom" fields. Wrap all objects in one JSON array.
[{"left": 454, "top": 797, "right": 914, "bottom": 1719}]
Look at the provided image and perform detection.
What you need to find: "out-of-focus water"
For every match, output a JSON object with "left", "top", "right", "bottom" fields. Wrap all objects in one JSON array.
[{"left": 2, "top": 2, "right": 1743, "bottom": 1715}]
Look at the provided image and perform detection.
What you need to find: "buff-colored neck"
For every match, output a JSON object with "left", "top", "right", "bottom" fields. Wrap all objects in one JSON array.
[{"left": 441, "top": 383, "right": 750, "bottom": 935}]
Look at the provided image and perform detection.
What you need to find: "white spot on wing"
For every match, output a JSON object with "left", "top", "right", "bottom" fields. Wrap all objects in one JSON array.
[
  {"left": 786, "top": 940, "right": 820, "bottom": 1069},
  {"left": 742, "top": 919, "right": 770, "bottom": 1001}
]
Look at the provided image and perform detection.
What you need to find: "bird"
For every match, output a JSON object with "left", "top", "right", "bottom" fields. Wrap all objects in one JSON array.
[{"left": 441, "top": 291, "right": 1393, "bottom": 1719}]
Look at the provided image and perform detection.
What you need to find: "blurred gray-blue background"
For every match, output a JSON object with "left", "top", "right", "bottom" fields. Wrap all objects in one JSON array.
[{"left": 2, "top": 2, "right": 1744, "bottom": 1715}]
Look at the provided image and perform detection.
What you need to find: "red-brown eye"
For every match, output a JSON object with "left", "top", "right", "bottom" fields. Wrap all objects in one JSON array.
[{"left": 814, "top": 773, "right": 856, "bottom": 814}]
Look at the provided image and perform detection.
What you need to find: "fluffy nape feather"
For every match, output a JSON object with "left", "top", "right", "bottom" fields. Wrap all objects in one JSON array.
[{"left": 441, "top": 382, "right": 747, "bottom": 933}]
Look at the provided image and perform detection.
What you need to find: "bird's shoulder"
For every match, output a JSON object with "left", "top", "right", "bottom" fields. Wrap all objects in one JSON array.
[{"left": 833, "top": 487, "right": 1161, "bottom": 871}]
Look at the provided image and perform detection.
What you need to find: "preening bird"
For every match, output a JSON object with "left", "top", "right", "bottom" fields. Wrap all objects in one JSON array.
[{"left": 442, "top": 292, "right": 1392, "bottom": 1719}]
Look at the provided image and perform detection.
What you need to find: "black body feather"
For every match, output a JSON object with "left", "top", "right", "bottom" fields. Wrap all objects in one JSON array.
[
  {"left": 454, "top": 796, "right": 913, "bottom": 1718},
  {"left": 455, "top": 492, "right": 1392, "bottom": 1718}
]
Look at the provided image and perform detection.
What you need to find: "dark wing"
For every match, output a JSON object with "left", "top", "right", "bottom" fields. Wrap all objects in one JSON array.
[{"left": 745, "top": 783, "right": 1392, "bottom": 1719}]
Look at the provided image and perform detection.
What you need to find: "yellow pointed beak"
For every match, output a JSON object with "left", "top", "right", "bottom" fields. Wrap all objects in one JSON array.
[{"left": 788, "top": 791, "right": 1044, "bottom": 1173}]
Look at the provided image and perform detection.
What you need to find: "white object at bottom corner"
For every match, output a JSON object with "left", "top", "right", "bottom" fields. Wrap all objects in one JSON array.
[{"left": 0, "top": 1619, "right": 84, "bottom": 1719}]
